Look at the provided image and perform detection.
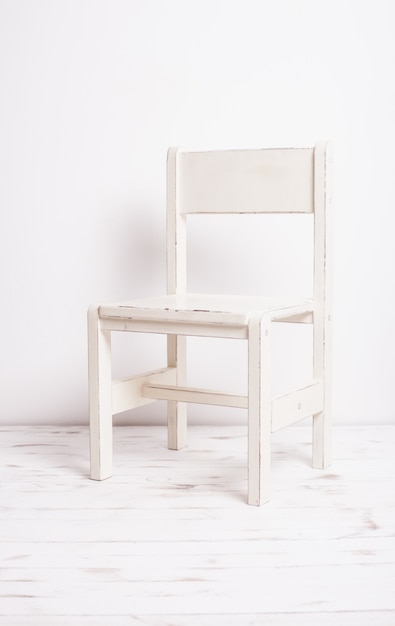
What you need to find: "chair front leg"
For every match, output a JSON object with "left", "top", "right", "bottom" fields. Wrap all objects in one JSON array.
[
  {"left": 167, "top": 334, "right": 187, "bottom": 450},
  {"left": 248, "top": 313, "right": 272, "bottom": 505},
  {"left": 88, "top": 305, "right": 113, "bottom": 480}
]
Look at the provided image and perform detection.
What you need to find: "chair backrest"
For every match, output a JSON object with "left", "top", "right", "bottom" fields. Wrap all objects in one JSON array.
[{"left": 166, "top": 142, "right": 333, "bottom": 305}]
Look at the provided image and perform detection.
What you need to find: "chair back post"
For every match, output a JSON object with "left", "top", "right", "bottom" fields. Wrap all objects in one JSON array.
[
  {"left": 313, "top": 141, "right": 333, "bottom": 466},
  {"left": 166, "top": 147, "right": 187, "bottom": 295},
  {"left": 166, "top": 147, "right": 188, "bottom": 449}
]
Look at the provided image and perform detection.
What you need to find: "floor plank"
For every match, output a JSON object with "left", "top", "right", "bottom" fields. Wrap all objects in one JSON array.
[{"left": 0, "top": 424, "right": 394, "bottom": 624}]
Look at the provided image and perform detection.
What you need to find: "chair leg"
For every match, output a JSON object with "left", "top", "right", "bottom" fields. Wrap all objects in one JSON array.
[
  {"left": 313, "top": 353, "right": 332, "bottom": 468},
  {"left": 312, "top": 314, "right": 332, "bottom": 469},
  {"left": 313, "top": 409, "right": 331, "bottom": 469},
  {"left": 167, "top": 335, "right": 187, "bottom": 450},
  {"left": 88, "top": 305, "right": 113, "bottom": 480},
  {"left": 248, "top": 314, "right": 272, "bottom": 506}
]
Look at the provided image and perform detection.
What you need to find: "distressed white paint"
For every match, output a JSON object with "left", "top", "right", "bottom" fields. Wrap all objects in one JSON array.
[
  {"left": 100, "top": 316, "right": 249, "bottom": 339},
  {"left": 143, "top": 383, "right": 248, "bottom": 409},
  {"left": 313, "top": 141, "right": 333, "bottom": 469},
  {"left": 248, "top": 313, "right": 272, "bottom": 505},
  {"left": 272, "top": 380, "right": 324, "bottom": 432},
  {"left": 99, "top": 294, "right": 313, "bottom": 325},
  {"left": 88, "top": 305, "right": 112, "bottom": 481},
  {"left": 166, "top": 334, "right": 187, "bottom": 450},
  {"left": 1, "top": 425, "right": 394, "bottom": 624},
  {"left": 166, "top": 146, "right": 188, "bottom": 450},
  {"left": 112, "top": 367, "right": 176, "bottom": 414},
  {"left": 88, "top": 143, "right": 332, "bottom": 504}
]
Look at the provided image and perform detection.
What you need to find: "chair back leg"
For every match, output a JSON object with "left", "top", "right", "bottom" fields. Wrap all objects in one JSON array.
[{"left": 167, "top": 334, "right": 188, "bottom": 450}]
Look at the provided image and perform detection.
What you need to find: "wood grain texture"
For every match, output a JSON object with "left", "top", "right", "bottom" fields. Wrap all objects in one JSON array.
[{"left": 1, "top": 425, "right": 394, "bottom": 625}]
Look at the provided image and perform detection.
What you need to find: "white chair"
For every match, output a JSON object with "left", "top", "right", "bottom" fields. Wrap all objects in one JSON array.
[{"left": 88, "top": 142, "right": 333, "bottom": 505}]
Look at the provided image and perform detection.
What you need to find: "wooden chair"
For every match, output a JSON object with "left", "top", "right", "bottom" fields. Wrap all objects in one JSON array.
[{"left": 88, "top": 142, "right": 333, "bottom": 505}]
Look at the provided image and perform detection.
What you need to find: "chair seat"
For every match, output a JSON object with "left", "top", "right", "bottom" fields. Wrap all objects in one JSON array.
[{"left": 100, "top": 293, "right": 313, "bottom": 326}]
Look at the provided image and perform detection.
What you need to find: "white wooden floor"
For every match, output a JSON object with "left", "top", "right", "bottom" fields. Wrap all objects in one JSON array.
[{"left": 1, "top": 424, "right": 394, "bottom": 625}]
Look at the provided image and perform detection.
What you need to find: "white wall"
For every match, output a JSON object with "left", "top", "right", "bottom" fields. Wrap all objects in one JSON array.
[{"left": 0, "top": 0, "right": 394, "bottom": 425}]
